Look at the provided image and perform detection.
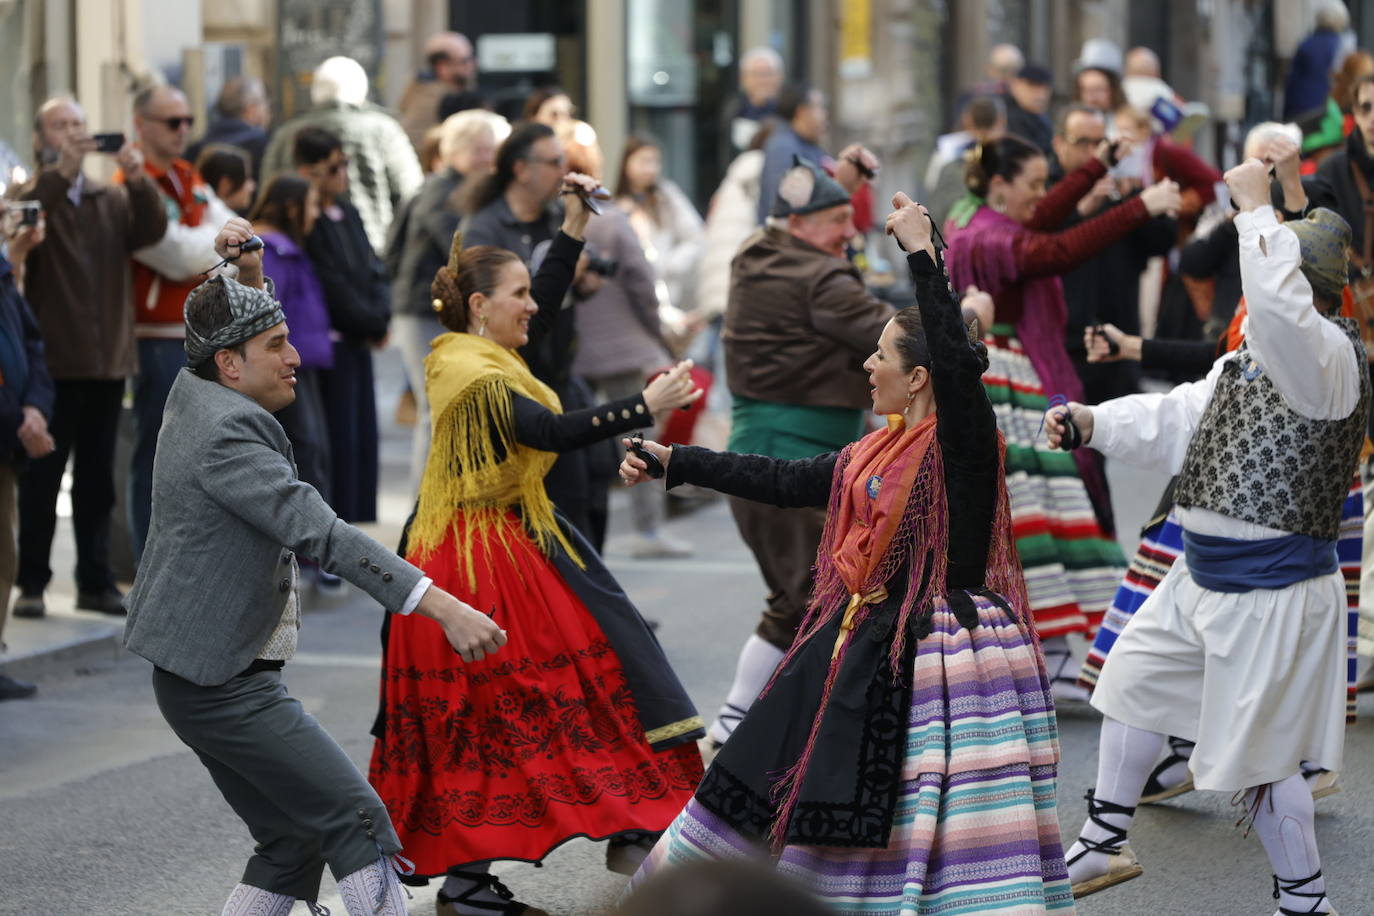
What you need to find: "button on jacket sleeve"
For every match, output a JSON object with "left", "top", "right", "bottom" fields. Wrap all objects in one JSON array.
[{"left": 197, "top": 409, "right": 424, "bottom": 609}]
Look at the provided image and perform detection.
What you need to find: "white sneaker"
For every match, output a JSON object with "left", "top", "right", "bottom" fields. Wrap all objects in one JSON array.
[{"left": 630, "top": 533, "right": 694, "bottom": 559}]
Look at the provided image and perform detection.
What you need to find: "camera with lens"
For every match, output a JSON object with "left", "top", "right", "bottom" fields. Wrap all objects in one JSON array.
[
  {"left": 4, "top": 200, "right": 41, "bottom": 228},
  {"left": 585, "top": 254, "right": 618, "bottom": 277}
]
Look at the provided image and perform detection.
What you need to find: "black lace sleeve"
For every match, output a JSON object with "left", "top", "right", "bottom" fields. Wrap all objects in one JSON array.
[
  {"left": 909, "top": 250, "right": 998, "bottom": 588},
  {"left": 664, "top": 445, "right": 836, "bottom": 509},
  {"left": 510, "top": 391, "right": 651, "bottom": 453}
]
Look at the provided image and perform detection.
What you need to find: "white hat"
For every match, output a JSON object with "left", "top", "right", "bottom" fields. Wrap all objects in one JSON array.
[{"left": 1073, "top": 39, "right": 1123, "bottom": 76}]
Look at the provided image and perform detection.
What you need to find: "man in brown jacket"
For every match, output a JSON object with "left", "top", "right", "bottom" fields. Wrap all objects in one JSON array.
[
  {"left": 703, "top": 155, "right": 892, "bottom": 758},
  {"left": 12, "top": 95, "right": 167, "bottom": 619}
]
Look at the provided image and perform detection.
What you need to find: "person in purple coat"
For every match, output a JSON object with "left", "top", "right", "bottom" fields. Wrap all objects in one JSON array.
[{"left": 249, "top": 176, "right": 341, "bottom": 590}]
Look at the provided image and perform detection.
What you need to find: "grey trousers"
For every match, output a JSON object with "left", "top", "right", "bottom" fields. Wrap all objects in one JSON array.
[
  {"left": 152, "top": 666, "right": 400, "bottom": 901},
  {"left": 727, "top": 496, "right": 828, "bottom": 651}
]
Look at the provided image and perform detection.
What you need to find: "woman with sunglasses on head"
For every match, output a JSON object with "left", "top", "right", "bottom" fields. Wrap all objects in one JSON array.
[
  {"left": 621, "top": 194, "right": 1075, "bottom": 914},
  {"left": 368, "top": 174, "right": 706, "bottom": 916},
  {"left": 942, "top": 134, "right": 1181, "bottom": 702}
]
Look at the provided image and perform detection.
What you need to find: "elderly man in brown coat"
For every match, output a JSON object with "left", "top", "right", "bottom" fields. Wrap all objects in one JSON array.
[{"left": 702, "top": 154, "right": 892, "bottom": 759}]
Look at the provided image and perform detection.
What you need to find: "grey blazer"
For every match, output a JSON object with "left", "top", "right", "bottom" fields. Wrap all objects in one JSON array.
[{"left": 124, "top": 369, "right": 424, "bottom": 686}]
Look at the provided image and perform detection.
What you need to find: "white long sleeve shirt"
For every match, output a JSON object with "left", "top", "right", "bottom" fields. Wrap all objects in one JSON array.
[{"left": 1088, "top": 205, "right": 1363, "bottom": 539}]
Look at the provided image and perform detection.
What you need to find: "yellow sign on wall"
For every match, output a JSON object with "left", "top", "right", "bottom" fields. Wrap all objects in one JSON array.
[{"left": 841, "top": 0, "right": 873, "bottom": 79}]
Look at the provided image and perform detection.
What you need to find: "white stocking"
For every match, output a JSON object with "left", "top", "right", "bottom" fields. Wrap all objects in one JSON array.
[
  {"left": 337, "top": 857, "right": 408, "bottom": 915},
  {"left": 1066, "top": 716, "right": 1166, "bottom": 884},
  {"left": 221, "top": 883, "right": 294, "bottom": 916},
  {"left": 1249, "top": 773, "right": 1331, "bottom": 913},
  {"left": 706, "top": 634, "right": 785, "bottom": 745}
]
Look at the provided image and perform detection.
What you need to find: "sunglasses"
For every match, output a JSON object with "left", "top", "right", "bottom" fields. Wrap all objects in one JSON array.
[
  {"left": 321, "top": 156, "right": 350, "bottom": 176},
  {"left": 156, "top": 116, "right": 195, "bottom": 130},
  {"left": 1357, "top": 101, "right": 1374, "bottom": 115},
  {"left": 1065, "top": 135, "right": 1101, "bottom": 147}
]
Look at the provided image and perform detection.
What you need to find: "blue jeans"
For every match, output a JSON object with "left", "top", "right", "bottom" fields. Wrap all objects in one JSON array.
[{"left": 129, "top": 338, "right": 186, "bottom": 558}]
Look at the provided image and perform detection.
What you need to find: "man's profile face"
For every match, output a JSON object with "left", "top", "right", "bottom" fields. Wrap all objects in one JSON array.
[
  {"left": 221, "top": 322, "right": 300, "bottom": 413},
  {"left": 789, "top": 203, "right": 855, "bottom": 257}
]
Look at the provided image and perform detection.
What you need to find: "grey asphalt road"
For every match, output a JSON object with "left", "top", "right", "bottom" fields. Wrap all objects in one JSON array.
[{"left": 3, "top": 364, "right": 1371, "bottom": 915}]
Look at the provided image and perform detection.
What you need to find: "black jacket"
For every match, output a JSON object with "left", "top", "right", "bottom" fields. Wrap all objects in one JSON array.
[
  {"left": 1306, "top": 129, "right": 1374, "bottom": 272},
  {"left": 306, "top": 201, "right": 391, "bottom": 342},
  {"left": 1004, "top": 94, "right": 1052, "bottom": 154},
  {"left": 0, "top": 255, "right": 55, "bottom": 464},
  {"left": 186, "top": 117, "right": 270, "bottom": 180},
  {"left": 384, "top": 167, "right": 464, "bottom": 318}
]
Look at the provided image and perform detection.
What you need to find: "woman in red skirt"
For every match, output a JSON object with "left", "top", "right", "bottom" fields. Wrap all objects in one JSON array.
[{"left": 368, "top": 177, "right": 704, "bottom": 915}]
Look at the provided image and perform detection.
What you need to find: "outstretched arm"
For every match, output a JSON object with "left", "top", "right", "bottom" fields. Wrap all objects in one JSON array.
[{"left": 621, "top": 439, "right": 836, "bottom": 509}]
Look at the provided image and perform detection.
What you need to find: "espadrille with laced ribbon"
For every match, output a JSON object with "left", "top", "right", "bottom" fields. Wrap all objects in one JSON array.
[{"left": 1068, "top": 790, "right": 1144, "bottom": 899}]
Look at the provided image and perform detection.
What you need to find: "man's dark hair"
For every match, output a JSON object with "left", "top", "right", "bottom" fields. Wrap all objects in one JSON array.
[
  {"left": 292, "top": 126, "right": 343, "bottom": 167},
  {"left": 186, "top": 280, "right": 246, "bottom": 381},
  {"left": 195, "top": 144, "right": 250, "bottom": 195},
  {"left": 458, "top": 121, "right": 556, "bottom": 214},
  {"left": 967, "top": 96, "right": 1006, "bottom": 131},
  {"left": 777, "top": 83, "right": 816, "bottom": 122},
  {"left": 1056, "top": 103, "right": 1107, "bottom": 136}
]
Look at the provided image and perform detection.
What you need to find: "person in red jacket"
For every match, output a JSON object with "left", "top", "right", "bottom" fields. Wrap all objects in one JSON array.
[{"left": 116, "top": 85, "right": 236, "bottom": 557}]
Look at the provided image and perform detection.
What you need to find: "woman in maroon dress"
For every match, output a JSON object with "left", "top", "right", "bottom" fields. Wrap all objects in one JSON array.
[{"left": 943, "top": 135, "right": 1181, "bottom": 700}]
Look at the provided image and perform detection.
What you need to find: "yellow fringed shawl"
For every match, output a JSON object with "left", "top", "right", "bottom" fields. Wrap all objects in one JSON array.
[{"left": 409, "top": 331, "right": 582, "bottom": 588}]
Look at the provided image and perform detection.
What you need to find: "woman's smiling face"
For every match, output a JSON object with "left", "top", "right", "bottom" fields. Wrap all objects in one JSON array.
[{"left": 470, "top": 260, "right": 537, "bottom": 348}]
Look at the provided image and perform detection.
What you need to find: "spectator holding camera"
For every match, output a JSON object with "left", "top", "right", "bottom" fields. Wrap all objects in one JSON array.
[
  {"left": 118, "top": 85, "right": 238, "bottom": 558},
  {"left": 11, "top": 95, "right": 166, "bottom": 620},
  {"left": 0, "top": 226, "right": 55, "bottom": 700}
]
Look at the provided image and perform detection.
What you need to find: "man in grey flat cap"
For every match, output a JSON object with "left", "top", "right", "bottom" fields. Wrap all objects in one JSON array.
[
  {"left": 700, "top": 156, "right": 895, "bottom": 762},
  {"left": 123, "top": 217, "right": 507, "bottom": 916}
]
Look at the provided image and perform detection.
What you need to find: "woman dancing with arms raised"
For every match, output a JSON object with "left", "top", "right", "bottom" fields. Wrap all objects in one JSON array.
[{"left": 619, "top": 193, "right": 1073, "bottom": 915}]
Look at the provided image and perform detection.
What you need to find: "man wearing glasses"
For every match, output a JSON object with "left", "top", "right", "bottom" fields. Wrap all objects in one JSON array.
[
  {"left": 1053, "top": 104, "right": 1176, "bottom": 406},
  {"left": 398, "top": 31, "right": 480, "bottom": 152},
  {"left": 119, "top": 85, "right": 238, "bottom": 560}
]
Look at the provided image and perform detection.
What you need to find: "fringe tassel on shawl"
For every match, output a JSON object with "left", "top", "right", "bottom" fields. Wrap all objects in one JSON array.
[
  {"left": 407, "top": 372, "right": 581, "bottom": 590},
  {"left": 762, "top": 433, "right": 1035, "bottom": 852}
]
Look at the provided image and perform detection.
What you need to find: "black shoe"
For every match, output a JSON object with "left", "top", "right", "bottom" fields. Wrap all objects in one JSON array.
[
  {"left": 0, "top": 674, "right": 37, "bottom": 700},
  {"left": 12, "top": 591, "right": 44, "bottom": 618},
  {"left": 76, "top": 587, "right": 126, "bottom": 615},
  {"left": 435, "top": 872, "right": 548, "bottom": 915}
]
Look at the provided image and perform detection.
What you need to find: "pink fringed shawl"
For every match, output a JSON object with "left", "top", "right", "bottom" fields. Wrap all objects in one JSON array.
[{"left": 763, "top": 415, "right": 1036, "bottom": 850}]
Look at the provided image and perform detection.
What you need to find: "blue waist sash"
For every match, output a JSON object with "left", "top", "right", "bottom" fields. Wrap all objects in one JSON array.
[{"left": 1182, "top": 529, "right": 1338, "bottom": 593}]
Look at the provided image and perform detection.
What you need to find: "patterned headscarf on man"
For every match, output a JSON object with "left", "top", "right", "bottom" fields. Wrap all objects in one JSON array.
[{"left": 183, "top": 276, "right": 286, "bottom": 367}]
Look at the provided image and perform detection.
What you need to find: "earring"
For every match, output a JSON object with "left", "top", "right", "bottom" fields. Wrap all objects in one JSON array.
[
  {"left": 989, "top": 195, "right": 1006, "bottom": 213},
  {"left": 478, "top": 315, "right": 487, "bottom": 337},
  {"left": 431, "top": 298, "right": 444, "bottom": 313}
]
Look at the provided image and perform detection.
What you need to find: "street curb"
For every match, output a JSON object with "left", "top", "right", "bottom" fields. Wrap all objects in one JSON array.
[{"left": 0, "top": 625, "right": 124, "bottom": 683}]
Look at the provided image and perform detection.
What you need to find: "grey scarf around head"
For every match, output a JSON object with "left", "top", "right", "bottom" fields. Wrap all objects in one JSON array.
[{"left": 183, "top": 275, "right": 286, "bottom": 367}]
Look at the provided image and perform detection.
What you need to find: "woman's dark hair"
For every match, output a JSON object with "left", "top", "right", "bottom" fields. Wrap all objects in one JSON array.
[
  {"left": 613, "top": 135, "right": 662, "bottom": 221},
  {"left": 249, "top": 174, "right": 312, "bottom": 244},
  {"left": 1075, "top": 67, "right": 1127, "bottom": 112},
  {"left": 431, "top": 235, "right": 524, "bottom": 333},
  {"left": 747, "top": 119, "right": 775, "bottom": 152},
  {"left": 776, "top": 82, "right": 815, "bottom": 122},
  {"left": 194, "top": 144, "right": 249, "bottom": 197},
  {"left": 292, "top": 126, "right": 343, "bottom": 167},
  {"left": 459, "top": 121, "right": 556, "bottom": 215},
  {"left": 521, "top": 86, "right": 568, "bottom": 123},
  {"left": 963, "top": 134, "right": 1043, "bottom": 198},
  {"left": 891, "top": 306, "right": 930, "bottom": 373}
]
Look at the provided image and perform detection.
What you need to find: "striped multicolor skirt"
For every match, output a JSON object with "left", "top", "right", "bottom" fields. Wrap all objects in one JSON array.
[
  {"left": 983, "top": 329, "right": 1126, "bottom": 639},
  {"left": 1079, "top": 477, "right": 1362, "bottom": 722},
  {"left": 629, "top": 595, "right": 1076, "bottom": 915}
]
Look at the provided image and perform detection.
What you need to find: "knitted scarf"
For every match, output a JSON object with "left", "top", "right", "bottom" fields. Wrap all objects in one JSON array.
[{"left": 408, "top": 331, "right": 581, "bottom": 588}]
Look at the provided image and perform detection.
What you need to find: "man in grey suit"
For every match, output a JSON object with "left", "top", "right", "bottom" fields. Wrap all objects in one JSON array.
[{"left": 123, "top": 218, "right": 506, "bottom": 916}]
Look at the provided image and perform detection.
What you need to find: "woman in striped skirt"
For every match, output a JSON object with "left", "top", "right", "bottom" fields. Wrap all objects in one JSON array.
[
  {"left": 619, "top": 198, "right": 1074, "bottom": 914},
  {"left": 943, "top": 135, "right": 1182, "bottom": 700}
]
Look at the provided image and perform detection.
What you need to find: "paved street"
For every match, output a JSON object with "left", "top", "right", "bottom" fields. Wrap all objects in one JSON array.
[{"left": 3, "top": 356, "right": 1373, "bottom": 915}]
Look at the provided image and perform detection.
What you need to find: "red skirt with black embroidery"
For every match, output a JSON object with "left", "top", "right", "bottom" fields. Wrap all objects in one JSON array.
[{"left": 367, "top": 511, "right": 703, "bottom": 874}]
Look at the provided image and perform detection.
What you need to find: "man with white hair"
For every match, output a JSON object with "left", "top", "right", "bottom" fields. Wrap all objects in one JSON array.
[
  {"left": 261, "top": 57, "right": 423, "bottom": 252},
  {"left": 723, "top": 46, "right": 783, "bottom": 153},
  {"left": 398, "top": 31, "right": 480, "bottom": 152},
  {"left": 385, "top": 109, "right": 508, "bottom": 489},
  {"left": 1285, "top": 1, "right": 1353, "bottom": 121}
]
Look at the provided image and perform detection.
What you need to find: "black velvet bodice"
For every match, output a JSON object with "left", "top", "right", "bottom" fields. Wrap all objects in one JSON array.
[{"left": 667, "top": 249, "right": 998, "bottom": 587}]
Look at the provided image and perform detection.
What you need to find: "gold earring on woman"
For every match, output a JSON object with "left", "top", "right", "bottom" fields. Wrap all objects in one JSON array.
[{"left": 478, "top": 315, "right": 487, "bottom": 337}]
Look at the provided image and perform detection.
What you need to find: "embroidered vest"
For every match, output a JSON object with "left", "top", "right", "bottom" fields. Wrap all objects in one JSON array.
[{"left": 1174, "top": 316, "right": 1370, "bottom": 540}]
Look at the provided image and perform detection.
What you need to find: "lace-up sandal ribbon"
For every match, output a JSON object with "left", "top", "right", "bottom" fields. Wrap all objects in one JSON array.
[
  {"left": 435, "top": 871, "right": 549, "bottom": 916},
  {"left": 1139, "top": 737, "right": 1196, "bottom": 804},
  {"left": 1272, "top": 870, "right": 1337, "bottom": 915},
  {"left": 1069, "top": 790, "right": 1144, "bottom": 899}
]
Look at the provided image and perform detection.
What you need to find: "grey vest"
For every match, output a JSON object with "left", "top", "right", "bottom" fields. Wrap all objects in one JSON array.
[{"left": 1174, "top": 316, "right": 1370, "bottom": 540}]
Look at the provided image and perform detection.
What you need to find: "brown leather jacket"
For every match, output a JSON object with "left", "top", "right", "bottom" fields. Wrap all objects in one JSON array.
[
  {"left": 19, "top": 169, "right": 167, "bottom": 379},
  {"left": 723, "top": 226, "right": 894, "bottom": 409}
]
